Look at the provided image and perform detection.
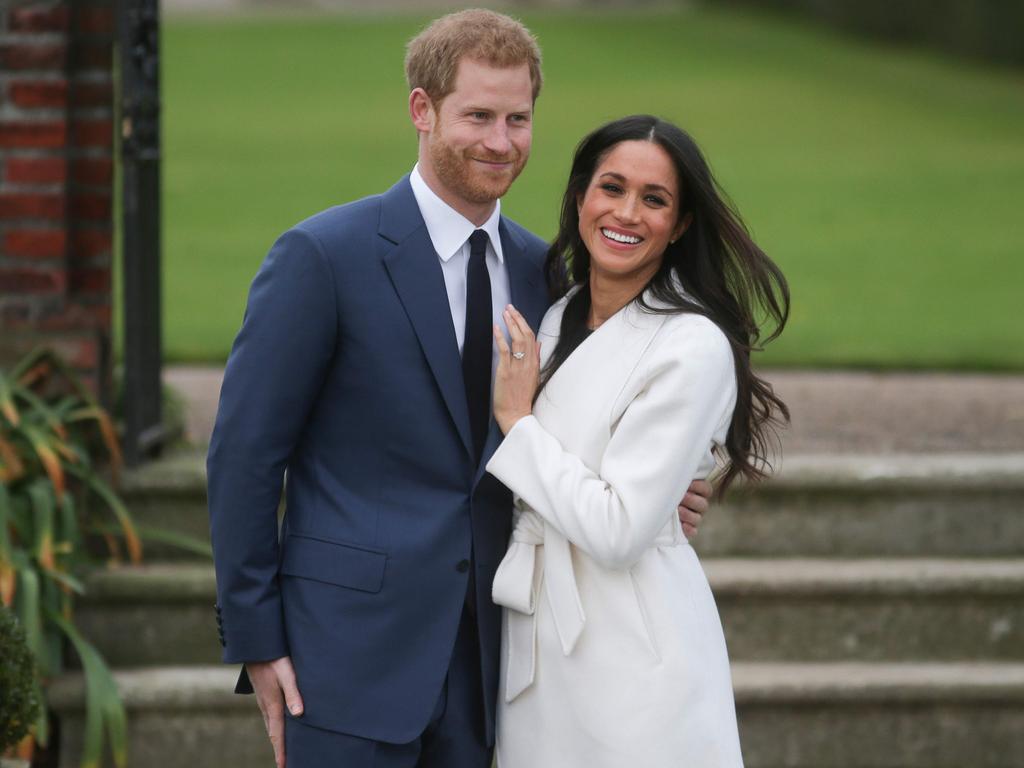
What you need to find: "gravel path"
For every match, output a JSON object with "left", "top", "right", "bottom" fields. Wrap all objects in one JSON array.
[{"left": 166, "top": 366, "right": 1024, "bottom": 455}]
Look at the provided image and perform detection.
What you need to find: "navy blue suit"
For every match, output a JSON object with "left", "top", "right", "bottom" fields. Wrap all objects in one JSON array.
[{"left": 207, "top": 175, "right": 550, "bottom": 754}]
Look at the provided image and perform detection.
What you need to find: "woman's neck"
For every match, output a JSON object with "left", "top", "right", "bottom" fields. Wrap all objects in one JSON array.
[{"left": 587, "top": 269, "right": 654, "bottom": 329}]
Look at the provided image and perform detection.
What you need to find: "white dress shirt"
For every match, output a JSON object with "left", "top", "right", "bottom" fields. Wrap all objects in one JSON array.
[{"left": 409, "top": 164, "right": 512, "bottom": 374}]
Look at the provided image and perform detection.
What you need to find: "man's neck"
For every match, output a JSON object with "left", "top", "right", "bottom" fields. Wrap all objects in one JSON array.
[{"left": 417, "top": 160, "right": 497, "bottom": 227}]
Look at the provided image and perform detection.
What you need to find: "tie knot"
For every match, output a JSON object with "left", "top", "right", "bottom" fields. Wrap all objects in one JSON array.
[{"left": 468, "top": 229, "right": 489, "bottom": 259}]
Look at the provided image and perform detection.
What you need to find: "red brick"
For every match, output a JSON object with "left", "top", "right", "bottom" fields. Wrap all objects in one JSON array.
[
  {"left": 0, "top": 267, "right": 65, "bottom": 294},
  {"left": 8, "top": 5, "right": 70, "bottom": 33},
  {"left": 0, "top": 193, "right": 64, "bottom": 220},
  {"left": 4, "top": 229, "right": 66, "bottom": 258},
  {"left": 5, "top": 156, "right": 66, "bottom": 184},
  {"left": 70, "top": 267, "right": 109, "bottom": 294},
  {"left": 70, "top": 157, "right": 111, "bottom": 186},
  {"left": 0, "top": 303, "right": 33, "bottom": 326},
  {"left": 70, "top": 193, "right": 110, "bottom": 220},
  {"left": 74, "top": 42, "right": 112, "bottom": 70},
  {"left": 71, "top": 229, "right": 112, "bottom": 260},
  {"left": 0, "top": 43, "right": 67, "bottom": 71},
  {"left": 70, "top": 80, "right": 112, "bottom": 109},
  {"left": 70, "top": 120, "right": 111, "bottom": 147},
  {"left": 0, "top": 121, "right": 66, "bottom": 149},
  {"left": 76, "top": 7, "right": 114, "bottom": 37},
  {"left": 9, "top": 80, "right": 68, "bottom": 109},
  {"left": 53, "top": 336, "right": 99, "bottom": 368},
  {"left": 7, "top": 303, "right": 112, "bottom": 332}
]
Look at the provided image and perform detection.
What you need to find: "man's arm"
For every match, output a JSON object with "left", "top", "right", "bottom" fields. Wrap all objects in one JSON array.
[
  {"left": 207, "top": 227, "right": 337, "bottom": 768},
  {"left": 678, "top": 478, "right": 712, "bottom": 539}
]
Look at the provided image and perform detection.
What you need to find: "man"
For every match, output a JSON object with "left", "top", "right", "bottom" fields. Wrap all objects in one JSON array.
[{"left": 208, "top": 10, "right": 710, "bottom": 768}]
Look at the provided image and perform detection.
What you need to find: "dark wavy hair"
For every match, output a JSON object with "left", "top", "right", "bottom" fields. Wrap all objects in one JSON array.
[{"left": 542, "top": 115, "right": 790, "bottom": 495}]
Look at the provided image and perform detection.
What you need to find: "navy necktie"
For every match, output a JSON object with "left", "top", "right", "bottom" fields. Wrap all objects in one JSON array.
[{"left": 463, "top": 230, "right": 492, "bottom": 465}]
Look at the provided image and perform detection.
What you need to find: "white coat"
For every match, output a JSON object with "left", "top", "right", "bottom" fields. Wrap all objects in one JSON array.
[{"left": 486, "top": 288, "right": 745, "bottom": 767}]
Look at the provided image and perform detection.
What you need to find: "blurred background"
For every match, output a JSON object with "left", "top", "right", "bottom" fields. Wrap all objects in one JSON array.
[{"left": 153, "top": 0, "right": 1024, "bottom": 370}]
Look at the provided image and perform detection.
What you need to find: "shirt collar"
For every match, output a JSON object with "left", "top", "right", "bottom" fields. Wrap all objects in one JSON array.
[{"left": 410, "top": 164, "right": 504, "bottom": 264}]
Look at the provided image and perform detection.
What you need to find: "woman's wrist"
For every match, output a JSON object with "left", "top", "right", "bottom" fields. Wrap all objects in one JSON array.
[{"left": 498, "top": 410, "right": 532, "bottom": 435}]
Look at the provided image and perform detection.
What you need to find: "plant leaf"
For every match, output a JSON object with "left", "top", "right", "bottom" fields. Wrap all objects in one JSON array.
[
  {"left": 66, "top": 406, "right": 123, "bottom": 485},
  {"left": 27, "top": 480, "right": 56, "bottom": 570},
  {"left": 0, "top": 370, "right": 21, "bottom": 426},
  {"left": 88, "top": 522, "right": 213, "bottom": 558},
  {"left": 21, "top": 425, "right": 66, "bottom": 500},
  {"left": 14, "top": 565, "right": 43, "bottom": 667},
  {"left": 0, "top": 433, "right": 26, "bottom": 482},
  {"left": 47, "top": 608, "right": 128, "bottom": 768},
  {"left": 13, "top": 384, "right": 69, "bottom": 440},
  {"left": 65, "top": 464, "right": 142, "bottom": 563}
]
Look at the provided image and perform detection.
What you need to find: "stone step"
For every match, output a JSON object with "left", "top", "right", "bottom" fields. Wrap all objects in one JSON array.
[
  {"left": 707, "top": 558, "right": 1024, "bottom": 661},
  {"left": 118, "top": 450, "right": 1024, "bottom": 560},
  {"left": 75, "top": 559, "right": 1024, "bottom": 666},
  {"left": 694, "top": 452, "right": 1024, "bottom": 557},
  {"left": 48, "top": 662, "right": 1024, "bottom": 768}
]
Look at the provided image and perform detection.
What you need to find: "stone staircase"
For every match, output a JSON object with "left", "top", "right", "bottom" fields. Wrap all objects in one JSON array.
[{"left": 50, "top": 450, "right": 1024, "bottom": 767}]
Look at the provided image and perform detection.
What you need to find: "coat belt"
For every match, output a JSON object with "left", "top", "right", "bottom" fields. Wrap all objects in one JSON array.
[{"left": 492, "top": 503, "right": 682, "bottom": 702}]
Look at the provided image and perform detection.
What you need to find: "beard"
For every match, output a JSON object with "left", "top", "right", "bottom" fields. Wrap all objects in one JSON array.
[{"left": 428, "top": 131, "right": 528, "bottom": 205}]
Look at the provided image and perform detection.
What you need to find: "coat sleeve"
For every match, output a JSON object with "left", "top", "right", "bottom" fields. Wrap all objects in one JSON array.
[
  {"left": 206, "top": 227, "right": 337, "bottom": 664},
  {"left": 486, "top": 318, "right": 736, "bottom": 570}
]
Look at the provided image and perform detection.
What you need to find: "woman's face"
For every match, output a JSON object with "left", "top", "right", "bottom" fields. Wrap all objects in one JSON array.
[{"left": 578, "top": 140, "right": 689, "bottom": 286}]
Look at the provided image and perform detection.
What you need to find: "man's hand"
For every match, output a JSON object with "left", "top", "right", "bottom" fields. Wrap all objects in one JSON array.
[
  {"left": 678, "top": 479, "right": 713, "bottom": 539},
  {"left": 247, "top": 656, "right": 304, "bottom": 768}
]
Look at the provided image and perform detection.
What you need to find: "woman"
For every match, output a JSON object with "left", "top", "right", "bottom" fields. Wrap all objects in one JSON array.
[{"left": 486, "top": 115, "right": 789, "bottom": 766}]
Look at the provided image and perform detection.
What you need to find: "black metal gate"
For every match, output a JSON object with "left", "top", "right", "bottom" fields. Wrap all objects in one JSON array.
[{"left": 119, "top": 0, "right": 164, "bottom": 465}]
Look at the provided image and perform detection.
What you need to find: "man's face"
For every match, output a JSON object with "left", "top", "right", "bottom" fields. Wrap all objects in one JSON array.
[{"left": 424, "top": 58, "right": 534, "bottom": 206}]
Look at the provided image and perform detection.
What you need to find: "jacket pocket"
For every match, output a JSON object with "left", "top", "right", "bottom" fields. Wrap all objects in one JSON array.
[{"left": 280, "top": 533, "right": 387, "bottom": 593}]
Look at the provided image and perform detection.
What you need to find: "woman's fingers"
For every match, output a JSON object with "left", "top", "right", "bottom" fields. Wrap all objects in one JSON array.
[{"left": 493, "top": 323, "right": 511, "bottom": 360}]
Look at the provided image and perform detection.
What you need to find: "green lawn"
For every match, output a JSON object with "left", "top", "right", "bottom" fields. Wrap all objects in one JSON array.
[{"left": 155, "top": 8, "right": 1024, "bottom": 368}]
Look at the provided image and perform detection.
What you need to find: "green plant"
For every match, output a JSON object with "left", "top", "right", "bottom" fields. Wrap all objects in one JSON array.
[
  {"left": 0, "top": 348, "right": 138, "bottom": 768},
  {"left": 0, "top": 606, "right": 41, "bottom": 752}
]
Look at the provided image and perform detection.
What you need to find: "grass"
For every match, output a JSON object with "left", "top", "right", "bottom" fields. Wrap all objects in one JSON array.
[{"left": 155, "top": 7, "right": 1024, "bottom": 368}]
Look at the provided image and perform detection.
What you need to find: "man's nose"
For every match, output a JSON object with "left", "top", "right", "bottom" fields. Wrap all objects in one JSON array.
[{"left": 483, "top": 122, "right": 512, "bottom": 155}]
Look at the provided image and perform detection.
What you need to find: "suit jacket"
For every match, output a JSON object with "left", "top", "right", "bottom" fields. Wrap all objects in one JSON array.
[{"left": 207, "top": 175, "right": 550, "bottom": 744}]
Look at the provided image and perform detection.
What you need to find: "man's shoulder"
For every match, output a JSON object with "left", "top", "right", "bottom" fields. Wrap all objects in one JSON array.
[
  {"left": 288, "top": 192, "right": 384, "bottom": 245},
  {"left": 500, "top": 216, "right": 548, "bottom": 262}
]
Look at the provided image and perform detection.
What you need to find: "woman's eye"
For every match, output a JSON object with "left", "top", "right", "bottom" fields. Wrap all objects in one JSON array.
[
  {"left": 601, "top": 183, "right": 622, "bottom": 194},
  {"left": 646, "top": 195, "right": 666, "bottom": 206}
]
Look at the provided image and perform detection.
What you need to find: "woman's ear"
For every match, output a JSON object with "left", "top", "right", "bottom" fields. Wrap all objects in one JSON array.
[{"left": 672, "top": 211, "right": 694, "bottom": 243}]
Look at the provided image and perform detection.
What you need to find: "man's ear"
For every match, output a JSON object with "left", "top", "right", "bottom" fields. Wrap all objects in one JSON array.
[
  {"left": 672, "top": 211, "right": 694, "bottom": 243},
  {"left": 409, "top": 88, "right": 435, "bottom": 133}
]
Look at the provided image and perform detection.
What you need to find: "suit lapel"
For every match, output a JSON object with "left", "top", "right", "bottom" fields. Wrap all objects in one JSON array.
[
  {"left": 501, "top": 218, "right": 547, "bottom": 331},
  {"left": 379, "top": 177, "right": 474, "bottom": 459},
  {"left": 474, "top": 219, "right": 548, "bottom": 484}
]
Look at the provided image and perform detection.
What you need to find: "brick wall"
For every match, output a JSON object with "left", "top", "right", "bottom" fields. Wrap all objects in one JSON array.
[{"left": 0, "top": 0, "right": 115, "bottom": 399}]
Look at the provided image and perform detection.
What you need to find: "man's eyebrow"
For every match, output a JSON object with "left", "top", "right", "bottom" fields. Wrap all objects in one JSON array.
[{"left": 597, "top": 171, "right": 674, "bottom": 199}]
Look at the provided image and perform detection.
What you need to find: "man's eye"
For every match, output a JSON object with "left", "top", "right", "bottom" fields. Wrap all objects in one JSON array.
[{"left": 471, "top": 112, "right": 488, "bottom": 120}]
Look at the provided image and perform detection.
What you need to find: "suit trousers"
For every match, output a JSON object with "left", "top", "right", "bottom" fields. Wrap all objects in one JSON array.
[{"left": 284, "top": 600, "right": 491, "bottom": 768}]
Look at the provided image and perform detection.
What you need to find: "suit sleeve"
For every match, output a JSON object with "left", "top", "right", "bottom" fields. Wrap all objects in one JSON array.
[
  {"left": 486, "top": 320, "right": 736, "bottom": 570},
  {"left": 207, "top": 227, "right": 337, "bottom": 664}
]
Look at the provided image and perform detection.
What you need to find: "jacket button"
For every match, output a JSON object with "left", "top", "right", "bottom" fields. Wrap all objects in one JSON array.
[{"left": 456, "top": 559, "right": 470, "bottom": 573}]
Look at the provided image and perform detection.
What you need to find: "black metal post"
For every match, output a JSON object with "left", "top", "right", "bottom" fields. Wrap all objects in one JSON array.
[{"left": 119, "top": 0, "right": 164, "bottom": 465}]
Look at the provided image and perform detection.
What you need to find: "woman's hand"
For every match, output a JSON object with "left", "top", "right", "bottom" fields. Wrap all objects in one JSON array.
[{"left": 493, "top": 304, "right": 541, "bottom": 435}]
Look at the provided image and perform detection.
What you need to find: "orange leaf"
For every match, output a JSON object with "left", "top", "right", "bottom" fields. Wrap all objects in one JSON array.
[{"left": 0, "top": 564, "right": 15, "bottom": 606}]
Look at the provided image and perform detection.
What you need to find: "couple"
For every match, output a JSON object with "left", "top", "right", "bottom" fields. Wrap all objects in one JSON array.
[{"left": 207, "top": 9, "right": 788, "bottom": 768}]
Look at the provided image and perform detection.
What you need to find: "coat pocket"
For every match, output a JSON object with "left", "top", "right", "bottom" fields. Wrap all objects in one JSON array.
[
  {"left": 630, "top": 571, "right": 662, "bottom": 663},
  {"left": 280, "top": 533, "right": 387, "bottom": 593}
]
